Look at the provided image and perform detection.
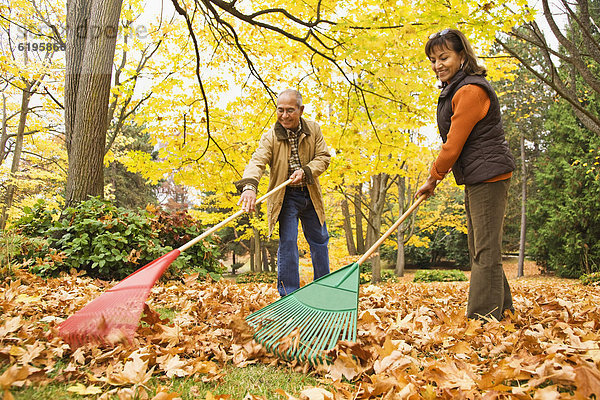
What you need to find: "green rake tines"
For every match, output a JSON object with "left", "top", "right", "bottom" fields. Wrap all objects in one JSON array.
[
  {"left": 245, "top": 194, "right": 427, "bottom": 366},
  {"left": 245, "top": 262, "right": 359, "bottom": 366}
]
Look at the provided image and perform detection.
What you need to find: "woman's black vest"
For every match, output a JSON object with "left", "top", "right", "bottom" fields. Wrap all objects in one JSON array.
[{"left": 437, "top": 70, "right": 515, "bottom": 185}]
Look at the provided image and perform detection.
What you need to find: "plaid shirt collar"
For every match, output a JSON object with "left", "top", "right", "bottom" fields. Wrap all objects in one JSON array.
[
  {"left": 274, "top": 118, "right": 309, "bottom": 140},
  {"left": 285, "top": 121, "right": 302, "bottom": 139}
]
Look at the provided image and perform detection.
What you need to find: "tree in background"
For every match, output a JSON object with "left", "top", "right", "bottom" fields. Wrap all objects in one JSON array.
[
  {"left": 492, "top": 33, "right": 554, "bottom": 276},
  {"left": 1, "top": 0, "right": 172, "bottom": 228},
  {"left": 0, "top": 0, "right": 67, "bottom": 230},
  {"left": 497, "top": 0, "right": 600, "bottom": 136},
  {"left": 528, "top": 97, "right": 600, "bottom": 277},
  {"left": 120, "top": 0, "right": 530, "bottom": 278},
  {"left": 3, "top": 0, "right": 533, "bottom": 275},
  {"left": 104, "top": 124, "right": 157, "bottom": 209},
  {"left": 526, "top": 1, "right": 600, "bottom": 277},
  {"left": 64, "top": 0, "right": 124, "bottom": 205}
]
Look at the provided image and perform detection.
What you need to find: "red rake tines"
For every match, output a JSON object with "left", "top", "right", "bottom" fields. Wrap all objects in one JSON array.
[
  {"left": 57, "top": 179, "right": 292, "bottom": 348},
  {"left": 58, "top": 250, "right": 180, "bottom": 347}
]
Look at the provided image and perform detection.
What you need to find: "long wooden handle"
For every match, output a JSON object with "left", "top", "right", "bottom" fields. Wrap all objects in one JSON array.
[
  {"left": 178, "top": 179, "right": 293, "bottom": 253},
  {"left": 356, "top": 194, "right": 427, "bottom": 266}
]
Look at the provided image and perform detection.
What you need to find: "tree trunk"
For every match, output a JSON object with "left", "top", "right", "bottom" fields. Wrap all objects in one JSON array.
[
  {"left": 261, "top": 245, "right": 269, "bottom": 272},
  {"left": 269, "top": 245, "right": 277, "bottom": 272},
  {"left": 250, "top": 240, "right": 255, "bottom": 272},
  {"left": 366, "top": 173, "right": 389, "bottom": 284},
  {"left": 253, "top": 228, "right": 262, "bottom": 272},
  {"left": 64, "top": 0, "right": 124, "bottom": 205},
  {"left": 65, "top": 0, "right": 91, "bottom": 154},
  {"left": 518, "top": 131, "right": 527, "bottom": 277},
  {"left": 395, "top": 175, "right": 406, "bottom": 277},
  {"left": 341, "top": 192, "right": 357, "bottom": 255},
  {"left": 0, "top": 87, "right": 32, "bottom": 230},
  {"left": 1, "top": 94, "right": 8, "bottom": 163},
  {"left": 354, "top": 184, "right": 365, "bottom": 253}
]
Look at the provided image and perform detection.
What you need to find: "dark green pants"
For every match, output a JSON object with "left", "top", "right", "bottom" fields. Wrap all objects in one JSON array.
[{"left": 465, "top": 179, "right": 513, "bottom": 320}]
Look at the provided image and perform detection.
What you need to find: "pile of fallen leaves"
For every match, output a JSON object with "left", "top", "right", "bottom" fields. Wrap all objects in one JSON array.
[{"left": 1, "top": 268, "right": 599, "bottom": 399}]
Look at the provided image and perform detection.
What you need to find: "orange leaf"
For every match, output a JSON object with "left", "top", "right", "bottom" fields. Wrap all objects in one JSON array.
[{"left": 574, "top": 365, "right": 600, "bottom": 398}]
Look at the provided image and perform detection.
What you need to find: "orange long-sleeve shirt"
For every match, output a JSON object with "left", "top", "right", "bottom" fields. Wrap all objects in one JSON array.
[{"left": 430, "top": 84, "right": 512, "bottom": 183}]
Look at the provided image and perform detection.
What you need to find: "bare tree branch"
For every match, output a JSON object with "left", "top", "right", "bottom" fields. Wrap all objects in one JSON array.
[{"left": 496, "top": 0, "right": 600, "bottom": 135}]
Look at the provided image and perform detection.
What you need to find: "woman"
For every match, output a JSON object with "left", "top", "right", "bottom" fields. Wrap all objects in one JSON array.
[{"left": 415, "top": 29, "right": 515, "bottom": 321}]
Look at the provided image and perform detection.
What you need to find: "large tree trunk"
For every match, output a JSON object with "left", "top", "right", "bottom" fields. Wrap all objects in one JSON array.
[
  {"left": 395, "top": 175, "right": 406, "bottom": 277},
  {"left": 1, "top": 88, "right": 32, "bottom": 230},
  {"left": 341, "top": 191, "right": 357, "bottom": 255},
  {"left": 366, "top": 173, "right": 389, "bottom": 283},
  {"left": 64, "top": 0, "right": 123, "bottom": 205},
  {"left": 354, "top": 184, "right": 365, "bottom": 253},
  {"left": 65, "top": 0, "right": 91, "bottom": 154},
  {"left": 518, "top": 131, "right": 527, "bottom": 277}
]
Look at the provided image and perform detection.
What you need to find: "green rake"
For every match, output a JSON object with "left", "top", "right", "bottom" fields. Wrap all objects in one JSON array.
[{"left": 246, "top": 194, "right": 426, "bottom": 365}]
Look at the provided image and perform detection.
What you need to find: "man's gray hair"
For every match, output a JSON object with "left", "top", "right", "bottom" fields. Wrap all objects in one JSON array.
[{"left": 278, "top": 89, "right": 303, "bottom": 107}]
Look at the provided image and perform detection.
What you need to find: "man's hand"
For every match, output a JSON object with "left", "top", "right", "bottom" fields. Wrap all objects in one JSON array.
[
  {"left": 238, "top": 189, "right": 257, "bottom": 212},
  {"left": 290, "top": 169, "right": 304, "bottom": 184},
  {"left": 415, "top": 176, "right": 439, "bottom": 199}
]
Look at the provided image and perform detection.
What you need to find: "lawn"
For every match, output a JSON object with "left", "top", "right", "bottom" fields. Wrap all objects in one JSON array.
[{"left": 1, "top": 260, "right": 599, "bottom": 399}]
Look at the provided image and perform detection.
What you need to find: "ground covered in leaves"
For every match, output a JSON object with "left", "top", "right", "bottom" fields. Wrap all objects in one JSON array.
[{"left": 1, "top": 263, "right": 599, "bottom": 399}]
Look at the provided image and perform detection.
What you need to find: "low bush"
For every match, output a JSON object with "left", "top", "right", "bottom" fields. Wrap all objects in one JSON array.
[
  {"left": 0, "top": 232, "right": 23, "bottom": 279},
  {"left": 413, "top": 269, "right": 468, "bottom": 283},
  {"left": 235, "top": 271, "right": 277, "bottom": 284},
  {"left": 359, "top": 263, "right": 398, "bottom": 284},
  {"left": 580, "top": 271, "right": 600, "bottom": 286},
  {"left": 11, "top": 198, "right": 221, "bottom": 280}
]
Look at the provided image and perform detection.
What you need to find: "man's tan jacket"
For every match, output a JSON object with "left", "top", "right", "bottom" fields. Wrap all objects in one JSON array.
[{"left": 235, "top": 118, "right": 331, "bottom": 235}]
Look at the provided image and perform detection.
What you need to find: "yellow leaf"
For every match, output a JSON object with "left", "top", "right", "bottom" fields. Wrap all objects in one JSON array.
[
  {"left": 66, "top": 383, "right": 103, "bottom": 395},
  {"left": 15, "top": 294, "right": 41, "bottom": 303},
  {"left": 8, "top": 347, "right": 25, "bottom": 357}
]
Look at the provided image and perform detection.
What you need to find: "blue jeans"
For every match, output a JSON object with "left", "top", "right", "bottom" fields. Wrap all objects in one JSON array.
[{"left": 277, "top": 187, "right": 330, "bottom": 296}]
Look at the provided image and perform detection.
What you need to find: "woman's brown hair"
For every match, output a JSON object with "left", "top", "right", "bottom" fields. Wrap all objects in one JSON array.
[{"left": 425, "top": 29, "right": 487, "bottom": 76}]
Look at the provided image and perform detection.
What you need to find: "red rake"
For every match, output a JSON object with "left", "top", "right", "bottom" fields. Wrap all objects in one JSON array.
[{"left": 58, "top": 179, "right": 292, "bottom": 347}]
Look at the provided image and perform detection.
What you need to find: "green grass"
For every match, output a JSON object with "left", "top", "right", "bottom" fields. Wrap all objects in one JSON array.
[
  {"left": 169, "top": 363, "right": 323, "bottom": 399},
  {"left": 7, "top": 363, "right": 324, "bottom": 400},
  {"left": 156, "top": 307, "right": 176, "bottom": 321}
]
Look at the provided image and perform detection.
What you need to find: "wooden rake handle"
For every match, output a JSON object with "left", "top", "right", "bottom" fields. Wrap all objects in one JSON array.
[
  {"left": 178, "top": 179, "right": 293, "bottom": 253},
  {"left": 356, "top": 194, "right": 427, "bottom": 266}
]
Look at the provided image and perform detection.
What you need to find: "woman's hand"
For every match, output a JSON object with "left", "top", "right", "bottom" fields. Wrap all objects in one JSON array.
[{"left": 416, "top": 176, "right": 439, "bottom": 199}]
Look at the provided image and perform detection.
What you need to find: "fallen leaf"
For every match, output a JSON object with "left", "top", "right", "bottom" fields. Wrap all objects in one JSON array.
[
  {"left": 574, "top": 364, "right": 600, "bottom": 398},
  {"left": 299, "top": 387, "right": 334, "bottom": 400},
  {"left": 0, "top": 365, "right": 31, "bottom": 389},
  {"left": 151, "top": 390, "right": 181, "bottom": 400},
  {"left": 0, "top": 317, "right": 22, "bottom": 338},
  {"left": 67, "top": 383, "right": 103, "bottom": 395}
]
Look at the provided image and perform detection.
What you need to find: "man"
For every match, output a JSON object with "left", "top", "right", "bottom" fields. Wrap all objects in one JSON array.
[{"left": 235, "top": 89, "right": 331, "bottom": 297}]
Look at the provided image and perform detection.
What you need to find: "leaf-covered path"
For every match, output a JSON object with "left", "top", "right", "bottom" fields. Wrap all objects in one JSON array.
[{"left": 1, "top": 265, "right": 599, "bottom": 399}]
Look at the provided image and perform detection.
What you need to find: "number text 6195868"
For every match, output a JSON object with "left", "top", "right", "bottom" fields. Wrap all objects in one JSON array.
[{"left": 17, "top": 42, "right": 66, "bottom": 52}]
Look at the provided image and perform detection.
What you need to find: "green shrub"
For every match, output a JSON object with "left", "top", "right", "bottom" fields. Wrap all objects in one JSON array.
[
  {"left": 580, "top": 272, "right": 600, "bottom": 286},
  {"left": 405, "top": 228, "right": 469, "bottom": 268},
  {"left": 359, "top": 263, "right": 399, "bottom": 284},
  {"left": 0, "top": 232, "right": 24, "bottom": 279},
  {"left": 236, "top": 271, "right": 277, "bottom": 284},
  {"left": 12, "top": 198, "right": 221, "bottom": 280},
  {"left": 413, "top": 269, "right": 468, "bottom": 283}
]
